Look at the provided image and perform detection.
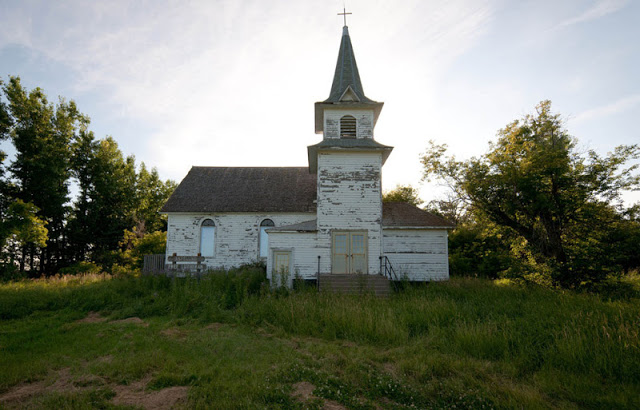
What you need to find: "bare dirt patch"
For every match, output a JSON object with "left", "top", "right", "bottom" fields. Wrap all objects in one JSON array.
[
  {"left": 160, "top": 327, "right": 188, "bottom": 339},
  {"left": 112, "top": 375, "right": 188, "bottom": 410},
  {"left": 383, "top": 362, "right": 398, "bottom": 377},
  {"left": 292, "top": 381, "right": 315, "bottom": 401},
  {"left": 0, "top": 368, "right": 188, "bottom": 409},
  {"left": 0, "top": 368, "right": 84, "bottom": 405},
  {"left": 96, "top": 355, "right": 113, "bottom": 364},
  {"left": 111, "top": 317, "right": 149, "bottom": 327},
  {"left": 205, "top": 322, "right": 224, "bottom": 331},
  {"left": 0, "top": 379, "right": 49, "bottom": 404},
  {"left": 76, "top": 312, "right": 107, "bottom": 324},
  {"left": 291, "top": 381, "right": 346, "bottom": 410},
  {"left": 76, "top": 313, "right": 148, "bottom": 328}
]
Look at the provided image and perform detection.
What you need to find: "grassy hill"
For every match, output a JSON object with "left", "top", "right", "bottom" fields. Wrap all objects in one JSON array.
[{"left": 0, "top": 271, "right": 638, "bottom": 409}]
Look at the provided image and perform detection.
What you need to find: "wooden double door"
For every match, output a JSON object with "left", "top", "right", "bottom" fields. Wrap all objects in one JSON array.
[{"left": 332, "top": 231, "right": 367, "bottom": 274}]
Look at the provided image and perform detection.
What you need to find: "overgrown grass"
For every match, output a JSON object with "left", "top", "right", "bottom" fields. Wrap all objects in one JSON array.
[{"left": 1, "top": 270, "right": 639, "bottom": 408}]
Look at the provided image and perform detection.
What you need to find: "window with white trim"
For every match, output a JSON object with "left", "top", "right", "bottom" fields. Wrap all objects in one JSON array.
[{"left": 200, "top": 219, "right": 215, "bottom": 257}]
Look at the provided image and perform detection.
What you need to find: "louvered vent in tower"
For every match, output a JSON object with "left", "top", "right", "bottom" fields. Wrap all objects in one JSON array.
[{"left": 340, "top": 115, "right": 357, "bottom": 138}]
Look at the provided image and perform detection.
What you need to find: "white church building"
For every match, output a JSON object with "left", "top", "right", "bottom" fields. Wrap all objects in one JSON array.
[{"left": 160, "top": 24, "right": 454, "bottom": 286}]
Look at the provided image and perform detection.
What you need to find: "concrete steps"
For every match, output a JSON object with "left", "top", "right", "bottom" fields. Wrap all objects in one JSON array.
[{"left": 318, "top": 274, "right": 392, "bottom": 297}]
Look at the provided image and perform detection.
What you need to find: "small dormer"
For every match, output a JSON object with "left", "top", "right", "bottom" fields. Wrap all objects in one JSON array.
[{"left": 314, "top": 26, "right": 383, "bottom": 139}]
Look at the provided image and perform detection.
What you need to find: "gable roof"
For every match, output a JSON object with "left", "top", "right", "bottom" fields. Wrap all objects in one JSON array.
[
  {"left": 160, "top": 167, "right": 316, "bottom": 213},
  {"left": 382, "top": 202, "right": 455, "bottom": 228}
]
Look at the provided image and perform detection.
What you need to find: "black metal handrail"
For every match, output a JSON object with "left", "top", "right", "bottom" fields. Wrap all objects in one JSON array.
[
  {"left": 317, "top": 255, "right": 321, "bottom": 292},
  {"left": 379, "top": 256, "right": 399, "bottom": 282}
]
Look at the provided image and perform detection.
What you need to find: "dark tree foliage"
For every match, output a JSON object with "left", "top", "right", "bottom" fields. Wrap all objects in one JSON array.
[
  {"left": 135, "top": 163, "right": 177, "bottom": 233},
  {"left": 2, "top": 77, "right": 86, "bottom": 274},
  {"left": 382, "top": 185, "right": 423, "bottom": 206},
  {"left": 1, "top": 77, "right": 175, "bottom": 277},
  {"left": 422, "top": 101, "right": 640, "bottom": 288},
  {"left": 68, "top": 136, "right": 137, "bottom": 268}
]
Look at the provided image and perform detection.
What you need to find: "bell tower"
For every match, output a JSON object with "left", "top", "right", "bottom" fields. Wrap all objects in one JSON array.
[{"left": 309, "top": 20, "right": 393, "bottom": 275}]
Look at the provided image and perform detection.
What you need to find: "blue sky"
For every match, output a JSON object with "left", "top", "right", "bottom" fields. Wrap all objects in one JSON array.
[{"left": 1, "top": 0, "right": 638, "bottom": 205}]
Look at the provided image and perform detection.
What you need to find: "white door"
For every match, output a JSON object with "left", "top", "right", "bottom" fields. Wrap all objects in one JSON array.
[
  {"left": 273, "top": 251, "right": 291, "bottom": 273},
  {"left": 273, "top": 251, "right": 291, "bottom": 286}
]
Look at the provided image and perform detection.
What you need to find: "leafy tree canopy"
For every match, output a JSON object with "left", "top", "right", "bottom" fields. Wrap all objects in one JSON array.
[
  {"left": 422, "top": 100, "right": 640, "bottom": 288},
  {"left": 1, "top": 77, "right": 175, "bottom": 277},
  {"left": 382, "top": 185, "right": 423, "bottom": 207}
]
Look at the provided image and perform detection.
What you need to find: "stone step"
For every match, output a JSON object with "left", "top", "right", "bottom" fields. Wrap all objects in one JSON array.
[{"left": 318, "top": 274, "right": 392, "bottom": 296}]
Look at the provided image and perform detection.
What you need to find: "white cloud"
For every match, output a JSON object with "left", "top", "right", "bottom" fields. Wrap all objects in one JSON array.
[
  {"left": 0, "top": 0, "right": 496, "bottom": 192},
  {"left": 571, "top": 94, "right": 640, "bottom": 124},
  {"left": 557, "top": 0, "right": 629, "bottom": 28}
]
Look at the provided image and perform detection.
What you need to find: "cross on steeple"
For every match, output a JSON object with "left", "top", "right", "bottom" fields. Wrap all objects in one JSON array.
[{"left": 338, "top": 7, "right": 352, "bottom": 26}]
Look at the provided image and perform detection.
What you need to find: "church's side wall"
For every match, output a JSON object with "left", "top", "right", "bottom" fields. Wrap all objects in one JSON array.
[
  {"left": 323, "top": 109, "right": 374, "bottom": 139},
  {"left": 382, "top": 229, "right": 449, "bottom": 281},
  {"left": 165, "top": 212, "right": 314, "bottom": 270},
  {"left": 316, "top": 151, "right": 382, "bottom": 274},
  {"left": 267, "top": 231, "right": 317, "bottom": 286}
]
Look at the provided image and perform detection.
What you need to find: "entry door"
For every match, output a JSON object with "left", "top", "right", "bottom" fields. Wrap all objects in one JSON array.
[
  {"left": 273, "top": 251, "right": 291, "bottom": 275},
  {"left": 332, "top": 231, "right": 367, "bottom": 273}
]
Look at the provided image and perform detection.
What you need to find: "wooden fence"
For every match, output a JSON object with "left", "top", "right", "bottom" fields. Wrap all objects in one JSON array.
[{"left": 143, "top": 254, "right": 166, "bottom": 274}]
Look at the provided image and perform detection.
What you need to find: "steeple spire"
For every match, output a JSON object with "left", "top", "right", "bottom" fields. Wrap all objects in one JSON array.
[
  {"left": 313, "top": 22, "right": 384, "bottom": 136},
  {"left": 324, "top": 25, "right": 374, "bottom": 103}
]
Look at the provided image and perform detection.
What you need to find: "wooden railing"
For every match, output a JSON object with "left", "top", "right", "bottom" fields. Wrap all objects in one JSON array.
[
  {"left": 142, "top": 254, "right": 165, "bottom": 273},
  {"left": 143, "top": 253, "right": 207, "bottom": 274}
]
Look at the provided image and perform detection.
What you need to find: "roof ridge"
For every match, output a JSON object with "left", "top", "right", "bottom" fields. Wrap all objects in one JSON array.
[{"left": 190, "top": 166, "right": 310, "bottom": 169}]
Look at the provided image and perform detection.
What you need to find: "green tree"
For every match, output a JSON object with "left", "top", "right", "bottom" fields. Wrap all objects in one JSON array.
[
  {"left": 422, "top": 101, "right": 640, "bottom": 288},
  {"left": 134, "top": 162, "right": 176, "bottom": 233},
  {"left": 382, "top": 185, "right": 423, "bottom": 206},
  {"left": 67, "top": 129, "right": 99, "bottom": 261},
  {"left": 1, "top": 98, "right": 48, "bottom": 276},
  {"left": 2, "top": 76, "right": 87, "bottom": 274},
  {"left": 0, "top": 200, "right": 48, "bottom": 252},
  {"left": 73, "top": 137, "right": 137, "bottom": 268},
  {"left": 118, "top": 229, "right": 167, "bottom": 271}
]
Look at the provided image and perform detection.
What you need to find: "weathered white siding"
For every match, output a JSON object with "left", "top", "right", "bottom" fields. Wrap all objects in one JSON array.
[
  {"left": 323, "top": 109, "right": 374, "bottom": 139},
  {"left": 267, "top": 231, "right": 318, "bottom": 286},
  {"left": 316, "top": 151, "right": 383, "bottom": 274},
  {"left": 166, "top": 212, "right": 314, "bottom": 270},
  {"left": 383, "top": 229, "right": 449, "bottom": 281}
]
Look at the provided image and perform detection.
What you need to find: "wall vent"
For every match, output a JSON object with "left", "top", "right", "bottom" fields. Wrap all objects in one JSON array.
[{"left": 340, "top": 115, "right": 357, "bottom": 138}]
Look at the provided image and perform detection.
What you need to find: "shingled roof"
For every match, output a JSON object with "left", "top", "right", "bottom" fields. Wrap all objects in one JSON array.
[
  {"left": 382, "top": 202, "right": 455, "bottom": 228},
  {"left": 268, "top": 219, "right": 318, "bottom": 232},
  {"left": 160, "top": 167, "right": 317, "bottom": 213},
  {"left": 314, "top": 26, "right": 384, "bottom": 134},
  {"left": 325, "top": 26, "right": 374, "bottom": 104}
]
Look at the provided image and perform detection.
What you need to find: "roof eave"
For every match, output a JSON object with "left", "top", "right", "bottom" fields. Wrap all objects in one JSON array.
[
  {"left": 382, "top": 225, "right": 456, "bottom": 230},
  {"left": 307, "top": 143, "right": 393, "bottom": 173}
]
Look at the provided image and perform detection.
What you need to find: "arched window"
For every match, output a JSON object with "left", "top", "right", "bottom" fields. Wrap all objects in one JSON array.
[
  {"left": 259, "top": 219, "right": 275, "bottom": 258},
  {"left": 200, "top": 219, "right": 215, "bottom": 257},
  {"left": 340, "top": 115, "right": 357, "bottom": 138}
]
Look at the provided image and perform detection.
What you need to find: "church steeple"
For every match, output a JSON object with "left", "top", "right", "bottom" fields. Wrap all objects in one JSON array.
[
  {"left": 314, "top": 24, "right": 384, "bottom": 135},
  {"left": 324, "top": 26, "right": 373, "bottom": 104},
  {"left": 309, "top": 22, "right": 391, "bottom": 173}
]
